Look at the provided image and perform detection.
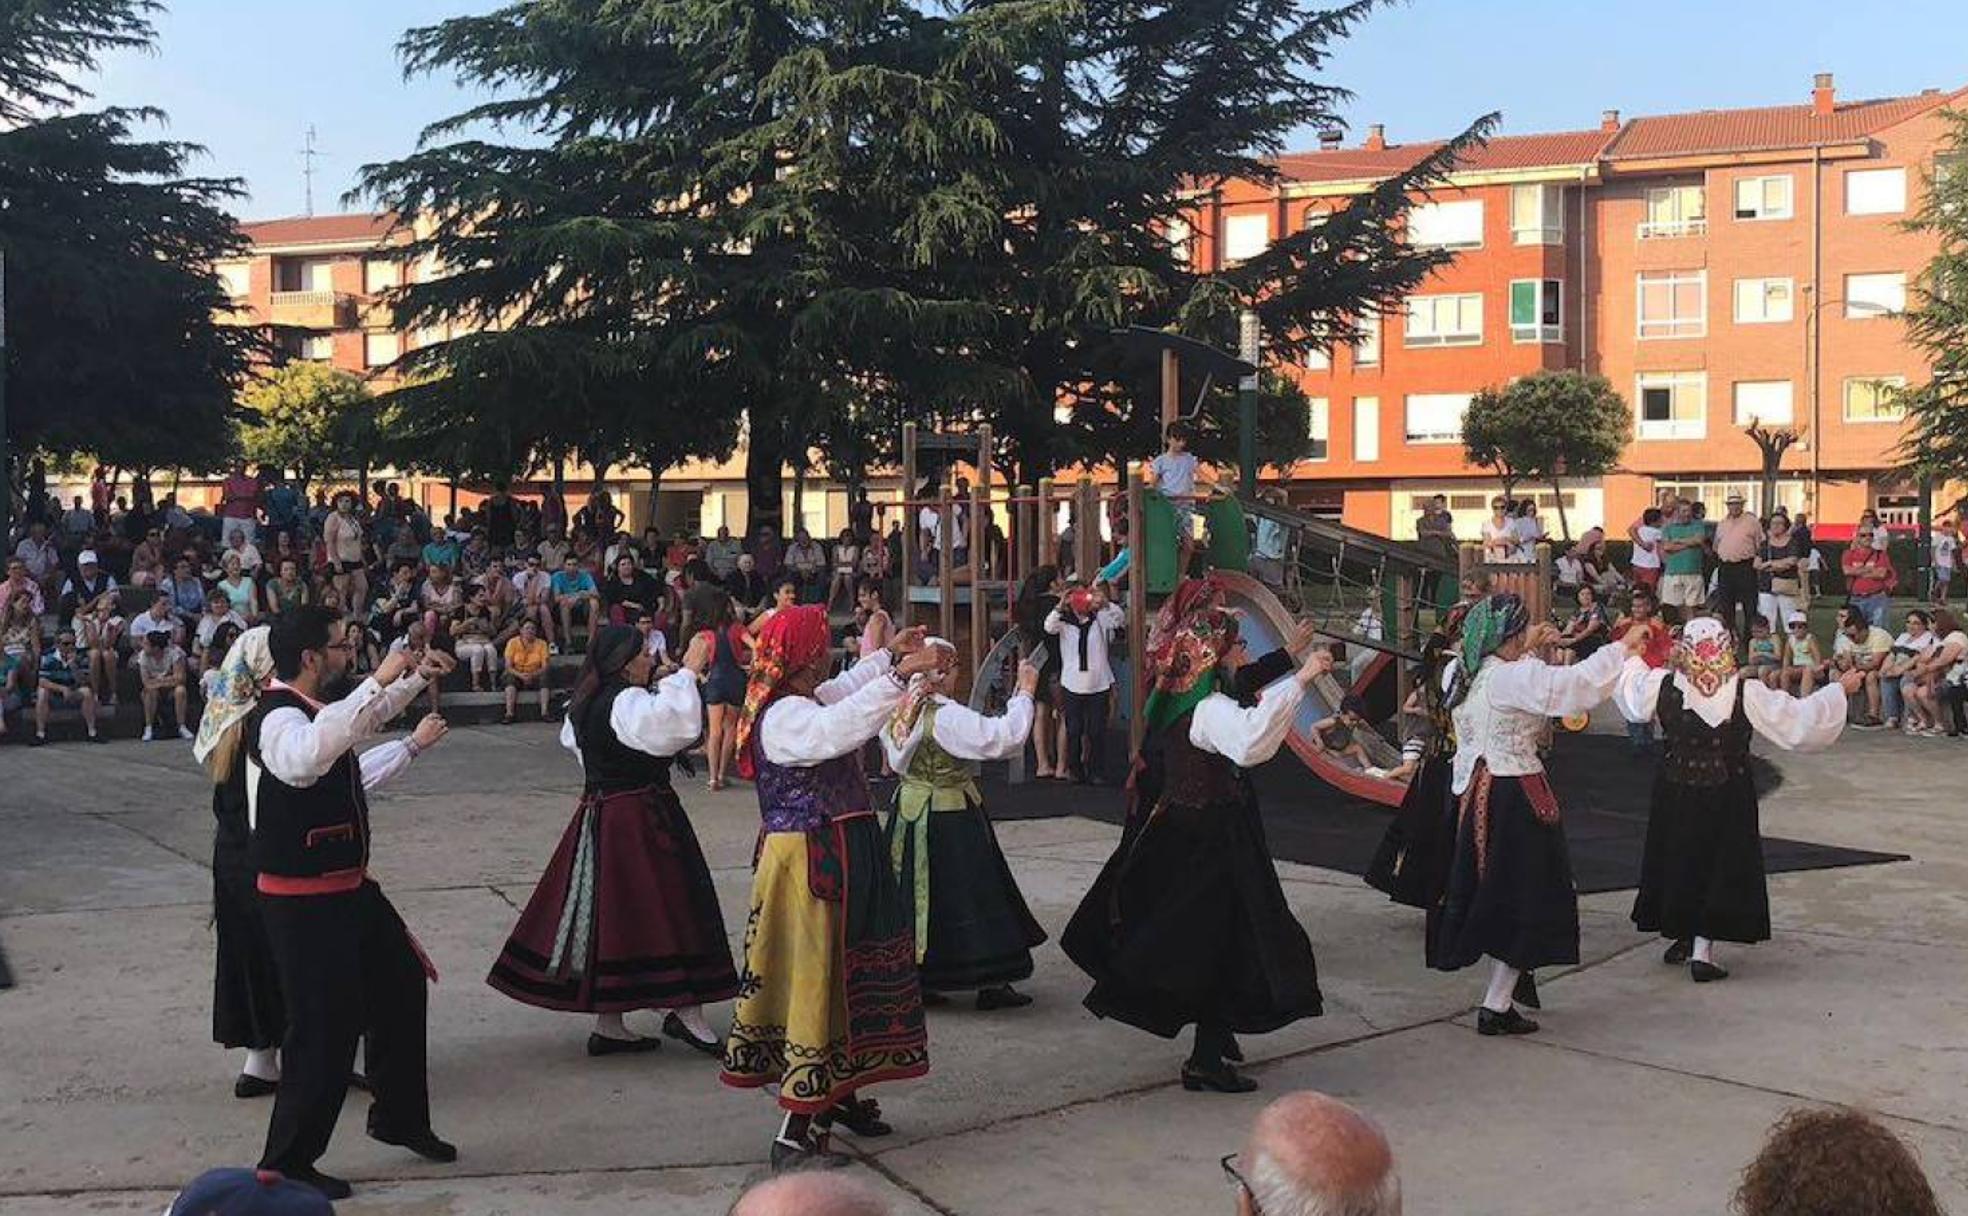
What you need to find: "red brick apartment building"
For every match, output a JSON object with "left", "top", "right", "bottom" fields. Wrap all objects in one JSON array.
[
  {"left": 216, "top": 212, "right": 421, "bottom": 385},
  {"left": 1191, "top": 74, "right": 1966, "bottom": 540}
]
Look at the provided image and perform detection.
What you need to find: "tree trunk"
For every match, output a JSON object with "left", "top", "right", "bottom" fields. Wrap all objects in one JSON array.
[
  {"left": 1549, "top": 476, "right": 1573, "bottom": 542},
  {"left": 745, "top": 402, "right": 786, "bottom": 541}
]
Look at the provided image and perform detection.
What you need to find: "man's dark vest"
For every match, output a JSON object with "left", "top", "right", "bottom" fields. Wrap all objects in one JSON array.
[{"left": 245, "top": 685, "right": 371, "bottom": 890}]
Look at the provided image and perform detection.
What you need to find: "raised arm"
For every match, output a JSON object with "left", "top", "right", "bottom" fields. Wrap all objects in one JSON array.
[
  {"left": 814, "top": 647, "right": 895, "bottom": 706},
  {"left": 1743, "top": 678, "right": 1849, "bottom": 752},
  {"left": 256, "top": 680, "right": 400, "bottom": 788},
  {"left": 1612, "top": 655, "right": 1669, "bottom": 724},
  {"left": 761, "top": 672, "right": 906, "bottom": 765},
  {"left": 610, "top": 670, "right": 705, "bottom": 756},
  {"left": 1488, "top": 641, "right": 1626, "bottom": 719},
  {"left": 1188, "top": 679, "right": 1306, "bottom": 768},
  {"left": 1043, "top": 607, "right": 1066, "bottom": 636},
  {"left": 928, "top": 693, "right": 1035, "bottom": 761}
]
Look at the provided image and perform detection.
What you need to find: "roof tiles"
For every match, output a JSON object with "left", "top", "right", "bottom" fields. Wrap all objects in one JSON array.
[{"left": 237, "top": 213, "right": 398, "bottom": 247}]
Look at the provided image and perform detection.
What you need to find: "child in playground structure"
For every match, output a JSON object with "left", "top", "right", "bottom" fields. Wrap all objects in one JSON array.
[
  {"left": 1150, "top": 420, "right": 1201, "bottom": 576},
  {"left": 1308, "top": 694, "right": 1376, "bottom": 771}
]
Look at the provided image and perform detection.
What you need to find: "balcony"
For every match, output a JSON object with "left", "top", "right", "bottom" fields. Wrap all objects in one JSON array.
[
  {"left": 1637, "top": 217, "right": 1707, "bottom": 241},
  {"left": 269, "top": 290, "right": 356, "bottom": 329}
]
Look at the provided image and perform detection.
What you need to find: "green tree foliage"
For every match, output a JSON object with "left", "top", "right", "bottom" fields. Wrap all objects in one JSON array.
[
  {"left": 1463, "top": 370, "right": 1631, "bottom": 540},
  {"left": 1897, "top": 110, "right": 1968, "bottom": 509},
  {"left": 238, "top": 363, "right": 377, "bottom": 490}
]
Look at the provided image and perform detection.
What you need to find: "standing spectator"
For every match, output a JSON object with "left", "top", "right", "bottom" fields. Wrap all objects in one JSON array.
[
  {"left": 131, "top": 627, "right": 192, "bottom": 741},
  {"left": 60, "top": 495, "right": 95, "bottom": 546},
  {"left": 1756, "top": 513, "right": 1808, "bottom": 638},
  {"left": 825, "top": 527, "right": 860, "bottom": 612},
  {"left": 575, "top": 485, "right": 622, "bottom": 540},
  {"left": 263, "top": 468, "right": 303, "bottom": 543},
  {"left": 1044, "top": 581, "right": 1125, "bottom": 783},
  {"left": 1613, "top": 585, "right": 1672, "bottom": 754},
  {"left": 13, "top": 520, "right": 61, "bottom": 604},
  {"left": 322, "top": 491, "right": 368, "bottom": 619},
  {"left": 1511, "top": 500, "right": 1546, "bottom": 561},
  {"left": 1149, "top": 421, "right": 1200, "bottom": 574},
  {"left": 32, "top": 630, "right": 101, "bottom": 744},
  {"left": 1711, "top": 493, "right": 1764, "bottom": 648},
  {"left": 1415, "top": 493, "right": 1456, "bottom": 561},
  {"left": 704, "top": 524, "right": 741, "bottom": 583},
  {"left": 1658, "top": 499, "right": 1709, "bottom": 619},
  {"left": 551, "top": 553, "right": 602, "bottom": 652},
  {"left": 1480, "top": 497, "right": 1516, "bottom": 563},
  {"left": 687, "top": 582, "right": 748, "bottom": 791},
  {"left": 1842, "top": 525, "right": 1896, "bottom": 627},
  {"left": 1252, "top": 489, "right": 1290, "bottom": 591},
  {"left": 1831, "top": 607, "right": 1893, "bottom": 728},
  {"left": 1883, "top": 610, "right": 1935, "bottom": 732},
  {"left": 89, "top": 466, "right": 112, "bottom": 524},
  {"left": 727, "top": 552, "right": 769, "bottom": 612},
  {"left": 1226, "top": 1091, "right": 1400, "bottom": 1216},
  {"left": 849, "top": 489, "right": 876, "bottom": 545},
  {"left": 482, "top": 484, "right": 518, "bottom": 555},
  {"left": 501, "top": 617, "right": 551, "bottom": 723},
  {"left": 1629, "top": 506, "right": 1665, "bottom": 593},
  {"left": 216, "top": 460, "right": 265, "bottom": 545},
  {"left": 785, "top": 527, "right": 828, "bottom": 604},
  {"left": 1776, "top": 610, "right": 1829, "bottom": 697},
  {"left": 539, "top": 482, "right": 567, "bottom": 538},
  {"left": 1931, "top": 516, "right": 1959, "bottom": 606},
  {"left": 1733, "top": 1107, "right": 1943, "bottom": 1216}
]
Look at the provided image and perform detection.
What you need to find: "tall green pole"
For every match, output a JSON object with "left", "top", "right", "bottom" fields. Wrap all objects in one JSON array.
[{"left": 1237, "top": 309, "right": 1259, "bottom": 499}]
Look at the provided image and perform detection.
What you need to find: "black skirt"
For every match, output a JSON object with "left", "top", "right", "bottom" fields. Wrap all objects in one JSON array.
[
  {"left": 1631, "top": 770, "right": 1771, "bottom": 945},
  {"left": 212, "top": 792, "right": 284, "bottom": 1051},
  {"left": 1427, "top": 772, "right": 1581, "bottom": 973},
  {"left": 1062, "top": 794, "right": 1323, "bottom": 1039},
  {"left": 886, "top": 798, "right": 1047, "bottom": 991},
  {"left": 1364, "top": 754, "right": 1455, "bottom": 910}
]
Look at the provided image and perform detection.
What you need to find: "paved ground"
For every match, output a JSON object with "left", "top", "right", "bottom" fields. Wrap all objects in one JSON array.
[{"left": 2, "top": 719, "right": 1965, "bottom": 1215}]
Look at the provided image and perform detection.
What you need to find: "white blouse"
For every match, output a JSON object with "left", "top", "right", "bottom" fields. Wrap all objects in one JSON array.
[
  {"left": 882, "top": 692, "right": 1035, "bottom": 773},
  {"left": 559, "top": 669, "right": 704, "bottom": 762},
  {"left": 1450, "top": 643, "right": 1625, "bottom": 794},
  {"left": 1612, "top": 658, "right": 1847, "bottom": 752},
  {"left": 760, "top": 650, "right": 904, "bottom": 766},
  {"left": 1187, "top": 677, "right": 1306, "bottom": 768}
]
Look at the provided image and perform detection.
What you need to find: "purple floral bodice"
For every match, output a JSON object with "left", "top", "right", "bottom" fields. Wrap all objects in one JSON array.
[{"left": 752, "top": 746, "right": 872, "bottom": 833}]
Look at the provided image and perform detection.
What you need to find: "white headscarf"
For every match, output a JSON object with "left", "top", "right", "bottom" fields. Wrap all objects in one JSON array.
[
  {"left": 1671, "top": 617, "right": 1741, "bottom": 728},
  {"left": 884, "top": 636, "right": 959, "bottom": 751},
  {"left": 192, "top": 625, "right": 274, "bottom": 772}
]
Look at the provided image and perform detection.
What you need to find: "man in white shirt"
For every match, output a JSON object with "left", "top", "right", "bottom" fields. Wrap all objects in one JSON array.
[{"left": 1045, "top": 582, "right": 1126, "bottom": 783}]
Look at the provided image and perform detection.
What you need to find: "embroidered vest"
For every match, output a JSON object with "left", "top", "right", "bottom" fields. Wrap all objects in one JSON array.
[
  {"left": 1658, "top": 677, "right": 1751, "bottom": 788},
  {"left": 751, "top": 731, "right": 872, "bottom": 834},
  {"left": 1451, "top": 657, "right": 1548, "bottom": 795},
  {"left": 1157, "top": 709, "right": 1244, "bottom": 807}
]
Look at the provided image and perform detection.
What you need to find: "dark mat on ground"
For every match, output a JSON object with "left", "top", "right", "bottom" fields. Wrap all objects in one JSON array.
[{"left": 958, "top": 733, "right": 1907, "bottom": 895}]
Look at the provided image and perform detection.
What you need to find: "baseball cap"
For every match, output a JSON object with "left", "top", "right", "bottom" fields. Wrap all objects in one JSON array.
[
  {"left": 1785, "top": 610, "right": 1808, "bottom": 627},
  {"left": 79, "top": 550, "right": 100, "bottom": 566},
  {"left": 167, "top": 1168, "right": 336, "bottom": 1215},
  {"left": 1724, "top": 492, "right": 1745, "bottom": 504}
]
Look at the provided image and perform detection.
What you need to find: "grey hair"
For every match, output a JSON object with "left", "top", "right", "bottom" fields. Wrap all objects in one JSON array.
[{"left": 1246, "top": 1146, "right": 1401, "bottom": 1216}]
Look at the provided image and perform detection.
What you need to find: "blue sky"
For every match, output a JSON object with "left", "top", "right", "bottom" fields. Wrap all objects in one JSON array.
[{"left": 79, "top": 0, "right": 1968, "bottom": 220}]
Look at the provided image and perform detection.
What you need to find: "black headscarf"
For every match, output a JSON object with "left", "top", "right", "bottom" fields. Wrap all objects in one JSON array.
[{"left": 568, "top": 624, "right": 643, "bottom": 723}]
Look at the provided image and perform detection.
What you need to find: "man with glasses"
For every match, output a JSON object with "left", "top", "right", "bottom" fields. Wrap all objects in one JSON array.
[
  {"left": 246, "top": 607, "right": 457, "bottom": 1198},
  {"left": 1222, "top": 1091, "right": 1401, "bottom": 1216}
]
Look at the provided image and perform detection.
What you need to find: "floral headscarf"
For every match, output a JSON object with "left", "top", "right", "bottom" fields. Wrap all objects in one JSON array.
[
  {"left": 733, "top": 604, "right": 835, "bottom": 778},
  {"left": 1141, "top": 578, "right": 1241, "bottom": 733},
  {"left": 1673, "top": 617, "right": 1738, "bottom": 698},
  {"left": 1449, "top": 593, "right": 1530, "bottom": 708},
  {"left": 886, "top": 636, "right": 957, "bottom": 747},
  {"left": 192, "top": 625, "right": 273, "bottom": 779}
]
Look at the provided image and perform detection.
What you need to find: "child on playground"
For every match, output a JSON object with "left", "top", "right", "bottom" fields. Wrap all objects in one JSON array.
[
  {"left": 1309, "top": 694, "right": 1375, "bottom": 771},
  {"left": 1150, "top": 420, "right": 1201, "bottom": 576}
]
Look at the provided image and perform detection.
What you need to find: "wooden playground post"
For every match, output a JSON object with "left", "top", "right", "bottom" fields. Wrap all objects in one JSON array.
[
  {"left": 1014, "top": 483, "right": 1034, "bottom": 591},
  {"left": 969, "top": 478, "right": 987, "bottom": 694},
  {"left": 937, "top": 479, "right": 956, "bottom": 648},
  {"left": 1075, "top": 477, "right": 1100, "bottom": 582},
  {"left": 1037, "top": 477, "right": 1055, "bottom": 571},
  {"left": 1160, "top": 348, "right": 1181, "bottom": 430},
  {"left": 901, "top": 422, "right": 918, "bottom": 593},
  {"left": 1393, "top": 570, "right": 1414, "bottom": 735},
  {"left": 1126, "top": 463, "right": 1148, "bottom": 760}
]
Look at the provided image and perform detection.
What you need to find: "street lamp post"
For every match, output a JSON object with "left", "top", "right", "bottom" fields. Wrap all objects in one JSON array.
[{"left": 1237, "top": 310, "right": 1260, "bottom": 499}]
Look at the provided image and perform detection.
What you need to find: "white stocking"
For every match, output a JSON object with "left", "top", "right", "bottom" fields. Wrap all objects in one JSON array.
[
  {"left": 1692, "top": 936, "right": 1715, "bottom": 965},
  {"left": 242, "top": 1047, "right": 280, "bottom": 1081},
  {"left": 668, "top": 1004, "right": 716, "bottom": 1042},
  {"left": 594, "top": 1011, "right": 634, "bottom": 1040},
  {"left": 1483, "top": 958, "right": 1521, "bottom": 1013}
]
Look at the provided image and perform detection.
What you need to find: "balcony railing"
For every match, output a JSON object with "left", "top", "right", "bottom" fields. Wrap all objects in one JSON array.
[
  {"left": 1637, "top": 217, "right": 1708, "bottom": 240},
  {"left": 269, "top": 290, "right": 356, "bottom": 329}
]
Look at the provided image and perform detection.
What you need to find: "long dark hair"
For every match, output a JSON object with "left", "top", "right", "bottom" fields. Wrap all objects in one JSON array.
[
  {"left": 1015, "top": 565, "right": 1059, "bottom": 634},
  {"left": 685, "top": 581, "right": 734, "bottom": 634},
  {"left": 567, "top": 624, "right": 642, "bottom": 722}
]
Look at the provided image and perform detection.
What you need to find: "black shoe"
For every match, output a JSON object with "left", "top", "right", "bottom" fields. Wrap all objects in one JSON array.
[
  {"left": 586, "top": 1032, "right": 662, "bottom": 1057},
  {"left": 1477, "top": 1007, "right": 1540, "bottom": 1036},
  {"left": 1664, "top": 939, "right": 1693, "bottom": 965},
  {"left": 347, "top": 1070, "right": 372, "bottom": 1093},
  {"left": 1512, "top": 971, "right": 1541, "bottom": 1011},
  {"left": 1690, "top": 960, "right": 1731, "bottom": 983},
  {"left": 1223, "top": 1035, "right": 1244, "bottom": 1064},
  {"left": 233, "top": 1073, "right": 277, "bottom": 1099},
  {"left": 1181, "top": 1060, "right": 1259, "bottom": 1093},
  {"left": 28, "top": 734, "right": 45, "bottom": 747},
  {"left": 369, "top": 1123, "right": 459, "bottom": 1163},
  {"left": 975, "top": 984, "right": 1033, "bottom": 1011},
  {"left": 283, "top": 1169, "right": 353, "bottom": 1200},
  {"left": 661, "top": 1012, "right": 723, "bottom": 1058},
  {"left": 829, "top": 1095, "right": 894, "bottom": 1138},
  {"left": 920, "top": 989, "right": 951, "bottom": 1007},
  {"left": 770, "top": 1133, "right": 851, "bottom": 1171}
]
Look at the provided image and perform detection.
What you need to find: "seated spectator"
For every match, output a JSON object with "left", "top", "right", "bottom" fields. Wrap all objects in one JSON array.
[
  {"left": 511, "top": 551, "right": 558, "bottom": 652},
  {"left": 222, "top": 526, "right": 263, "bottom": 576},
  {"left": 13, "top": 520, "right": 63, "bottom": 604},
  {"left": 421, "top": 529, "right": 461, "bottom": 572},
  {"left": 30, "top": 629, "right": 100, "bottom": 744},
  {"left": 263, "top": 556, "right": 313, "bottom": 615},
  {"left": 1775, "top": 610, "right": 1828, "bottom": 696},
  {"left": 387, "top": 620, "right": 445, "bottom": 718},
  {"left": 1554, "top": 583, "right": 1611, "bottom": 663},
  {"left": 550, "top": 553, "right": 601, "bottom": 653},
  {"left": 501, "top": 618, "right": 551, "bottom": 723},
  {"left": 729, "top": 1171, "right": 892, "bottom": 1216},
  {"left": 460, "top": 527, "right": 493, "bottom": 579},
  {"left": 384, "top": 527, "right": 424, "bottom": 572},
  {"left": 1885, "top": 610, "right": 1936, "bottom": 733},
  {"left": 1309, "top": 696, "right": 1375, "bottom": 770},
  {"left": 131, "top": 628, "right": 192, "bottom": 742},
  {"left": 1842, "top": 527, "right": 1896, "bottom": 628},
  {"left": 727, "top": 552, "right": 769, "bottom": 613},
  {"left": 1744, "top": 614, "right": 1782, "bottom": 684},
  {"left": 1733, "top": 1106, "right": 1942, "bottom": 1216},
  {"left": 59, "top": 549, "right": 118, "bottom": 622},
  {"left": 601, "top": 553, "right": 663, "bottom": 627},
  {"left": 451, "top": 587, "right": 501, "bottom": 692},
  {"left": 1906, "top": 609, "right": 1968, "bottom": 736},
  {"left": 73, "top": 587, "right": 126, "bottom": 708},
  {"left": 633, "top": 608, "right": 671, "bottom": 675},
  {"left": 215, "top": 553, "right": 262, "bottom": 624},
  {"left": 129, "top": 525, "right": 167, "bottom": 588},
  {"left": 162, "top": 556, "right": 208, "bottom": 630},
  {"left": 4, "top": 555, "right": 47, "bottom": 617},
  {"left": 130, "top": 592, "right": 183, "bottom": 648},
  {"left": 826, "top": 527, "right": 860, "bottom": 611},
  {"left": 704, "top": 524, "right": 741, "bottom": 583},
  {"left": 480, "top": 558, "right": 522, "bottom": 645},
  {"left": 1831, "top": 606, "right": 1893, "bottom": 729},
  {"left": 535, "top": 525, "right": 570, "bottom": 571},
  {"left": 167, "top": 1165, "right": 336, "bottom": 1216},
  {"left": 194, "top": 590, "right": 248, "bottom": 665},
  {"left": 1227, "top": 1090, "right": 1400, "bottom": 1216},
  {"left": 785, "top": 527, "right": 828, "bottom": 604}
]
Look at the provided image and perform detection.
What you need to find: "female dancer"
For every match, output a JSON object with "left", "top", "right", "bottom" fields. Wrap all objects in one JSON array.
[
  {"left": 1364, "top": 607, "right": 1465, "bottom": 909},
  {"left": 882, "top": 641, "right": 1045, "bottom": 1010},
  {"left": 1615, "top": 617, "right": 1858, "bottom": 980},
  {"left": 720, "top": 607, "right": 941, "bottom": 1168},
  {"left": 1427, "top": 593, "right": 1635, "bottom": 1036},
  {"left": 1062, "top": 579, "right": 1331, "bottom": 1093},
  {"left": 488, "top": 625, "right": 737, "bottom": 1056},
  {"left": 190, "top": 626, "right": 284, "bottom": 1097},
  {"left": 687, "top": 582, "right": 748, "bottom": 791}
]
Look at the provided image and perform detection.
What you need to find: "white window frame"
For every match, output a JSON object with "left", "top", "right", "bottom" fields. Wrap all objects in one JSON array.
[
  {"left": 1306, "top": 345, "right": 1331, "bottom": 372},
  {"left": 1509, "top": 279, "right": 1564, "bottom": 343},
  {"left": 1732, "top": 380, "right": 1794, "bottom": 427},
  {"left": 1407, "top": 199, "right": 1485, "bottom": 250},
  {"left": 1306, "top": 398, "right": 1330, "bottom": 462},
  {"left": 1733, "top": 175, "right": 1794, "bottom": 221},
  {"left": 1354, "top": 397, "right": 1380, "bottom": 462},
  {"left": 1733, "top": 277, "right": 1795, "bottom": 324},
  {"left": 1640, "top": 184, "right": 1706, "bottom": 239},
  {"left": 1354, "top": 314, "right": 1381, "bottom": 367},
  {"left": 1846, "top": 167, "right": 1908, "bottom": 216},
  {"left": 215, "top": 261, "right": 252, "bottom": 299},
  {"left": 363, "top": 258, "right": 398, "bottom": 295},
  {"left": 364, "top": 331, "right": 401, "bottom": 368},
  {"left": 296, "top": 333, "right": 334, "bottom": 363},
  {"left": 1843, "top": 375, "right": 1908, "bottom": 424},
  {"left": 1405, "top": 293, "right": 1484, "bottom": 348},
  {"left": 1844, "top": 272, "right": 1907, "bottom": 318},
  {"left": 1223, "top": 213, "right": 1271, "bottom": 263},
  {"left": 1510, "top": 184, "right": 1565, "bottom": 245},
  {"left": 1403, "top": 393, "right": 1471, "bottom": 446},
  {"left": 1635, "top": 372, "right": 1708, "bottom": 441},
  {"left": 1637, "top": 270, "right": 1707, "bottom": 339}
]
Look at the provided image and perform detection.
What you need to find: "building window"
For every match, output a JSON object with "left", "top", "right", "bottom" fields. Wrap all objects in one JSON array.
[
  {"left": 1354, "top": 314, "right": 1381, "bottom": 367},
  {"left": 1733, "top": 175, "right": 1793, "bottom": 221},
  {"left": 1844, "top": 376, "right": 1908, "bottom": 423},
  {"left": 363, "top": 258, "right": 398, "bottom": 295},
  {"left": 1732, "top": 380, "right": 1794, "bottom": 426},
  {"left": 1407, "top": 200, "right": 1484, "bottom": 250},
  {"left": 364, "top": 332, "right": 401, "bottom": 368},
  {"left": 279, "top": 331, "right": 334, "bottom": 363},
  {"left": 1306, "top": 398, "right": 1330, "bottom": 461},
  {"left": 1654, "top": 476, "right": 1806, "bottom": 519},
  {"left": 1405, "top": 294, "right": 1483, "bottom": 347},
  {"left": 1403, "top": 393, "right": 1470, "bottom": 445},
  {"left": 1733, "top": 277, "right": 1795, "bottom": 324},
  {"left": 215, "top": 261, "right": 251, "bottom": 299},
  {"left": 1844, "top": 272, "right": 1907, "bottom": 317},
  {"left": 1354, "top": 397, "right": 1380, "bottom": 462},
  {"left": 274, "top": 258, "right": 334, "bottom": 294},
  {"left": 1509, "top": 279, "right": 1563, "bottom": 343},
  {"left": 1846, "top": 167, "right": 1908, "bottom": 215},
  {"left": 1636, "top": 372, "right": 1707, "bottom": 440},
  {"left": 1306, "top": 344, "right": 1330, "bottom": 372},
  {"left": 1510, "top": 184, "right": 1564, "bottom": 245},
  {"left": 1637, "top": 270, "right": 1706, "bottom": 339},
  {"left": 1223, "top": 213, "right": 1270, "bottom": 263},
  {"left": 1640, "top": 184, "right": 1706, "bottom": 239}
]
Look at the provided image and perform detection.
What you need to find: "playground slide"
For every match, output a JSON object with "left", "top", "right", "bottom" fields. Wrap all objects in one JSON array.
[{"left": 1212, "top": 569, "right": 1410, "bottom": 808}]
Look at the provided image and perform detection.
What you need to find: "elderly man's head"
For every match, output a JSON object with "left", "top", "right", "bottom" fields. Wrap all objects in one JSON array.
[
  {"left": 1232, "top": 1091, "right": 1399, "bottom": 1216},
  {"left": 729, "top": 1171, "right": 891, "bottom": 1216}
]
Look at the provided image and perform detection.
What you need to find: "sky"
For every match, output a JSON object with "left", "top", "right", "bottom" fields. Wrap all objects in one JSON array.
[{"left": 77, "top": 0, "right": 1968, "bottom": 221}]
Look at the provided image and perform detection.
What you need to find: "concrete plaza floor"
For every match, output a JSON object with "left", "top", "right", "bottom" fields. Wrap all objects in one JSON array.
[{"left": 2, "top": 719, "right": 1965, "bottom": 1214}]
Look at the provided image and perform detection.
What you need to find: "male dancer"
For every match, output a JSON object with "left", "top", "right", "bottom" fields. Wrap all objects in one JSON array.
[{"left": 248, "top": 606, "right": 455, "bottom": 1198}]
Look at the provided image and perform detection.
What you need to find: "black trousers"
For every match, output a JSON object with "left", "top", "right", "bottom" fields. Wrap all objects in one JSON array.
[
  {"left": 1062, "top": 688, "right": 1110, "bottom": 781},
  {"left": 259, "top": 881, "right": 431, "bottom": 1175},
  {"left": 1717, "top": 561, "right": 1759, "bottom": 647}
]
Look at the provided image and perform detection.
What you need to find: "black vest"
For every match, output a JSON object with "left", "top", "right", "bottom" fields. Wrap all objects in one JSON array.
[
  {"left": 1658, "top": 677, "right": 1752, "bottom": 788},
  {"left": 245, "top": 686, "right": 372, "bottom": 879},
  {"left": 575, "top": 684, "right": 676, "bottom": 794}
]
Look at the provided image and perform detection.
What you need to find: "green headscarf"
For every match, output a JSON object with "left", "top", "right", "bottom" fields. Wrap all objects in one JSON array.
[{"left": 1449, "top": 592, "right": 1529, "bottom": 708}]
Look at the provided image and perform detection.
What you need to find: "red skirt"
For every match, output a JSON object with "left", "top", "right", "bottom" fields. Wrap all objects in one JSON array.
[{"left": 489, "top": 784, "right": 740, "bottom": 1013}]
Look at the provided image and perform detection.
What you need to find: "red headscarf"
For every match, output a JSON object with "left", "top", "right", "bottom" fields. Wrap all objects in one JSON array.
[{"left": 733, "top": 604, "right": 835, "bottom": 778}]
